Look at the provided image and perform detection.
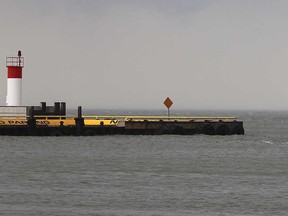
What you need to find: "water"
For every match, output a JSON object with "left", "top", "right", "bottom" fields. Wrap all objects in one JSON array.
[{"left": 1, "top": 110, "right": 288, "bottom": 216}]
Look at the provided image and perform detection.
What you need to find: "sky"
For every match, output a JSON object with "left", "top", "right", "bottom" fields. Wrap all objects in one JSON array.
[{"left": 1, "top": 0, "right": 288, "bottom": 110}]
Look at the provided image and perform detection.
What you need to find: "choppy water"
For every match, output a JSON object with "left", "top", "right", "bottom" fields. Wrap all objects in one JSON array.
[{"left": 1, "top": 110, "right": 288, "bottom": 216}]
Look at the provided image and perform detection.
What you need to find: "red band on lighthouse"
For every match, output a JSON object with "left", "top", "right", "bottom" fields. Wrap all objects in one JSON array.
[{"left": 7, "top": 66, "right": 22, "bottom": 78}]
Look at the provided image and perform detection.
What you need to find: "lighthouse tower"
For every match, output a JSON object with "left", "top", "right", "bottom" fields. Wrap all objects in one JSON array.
[{"left": 6, "top": 51, "right": 24, "bottom": 106}]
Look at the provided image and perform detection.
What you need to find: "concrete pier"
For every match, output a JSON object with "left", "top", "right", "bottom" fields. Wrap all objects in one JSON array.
[{"left": 0, "top": 115, "right": 244, "bottom": 136}]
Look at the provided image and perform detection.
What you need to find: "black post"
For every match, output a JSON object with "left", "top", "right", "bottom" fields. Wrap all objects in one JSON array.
[
  {"left": 54, "top": 102, "right": 60, "bottom": 115},
  {"left": 41, "top": 102, "right": 46, "bottom": 114},
  {"left": 78, "top": 106, "right": 82, "bottom": 118},
  {"left": 60, "top": 102, "right": 66, "bottom": 116},
  {"left": 75, "top": 106, "right": 84, "bottom": 135},
  {"left": 27, "top": 106, "right": 36, "bottom": 129}
]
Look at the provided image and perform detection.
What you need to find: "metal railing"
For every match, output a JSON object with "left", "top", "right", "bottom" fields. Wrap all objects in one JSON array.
[
  {"left": 6, "top": 57, "right": 24, "bottom": 67},
  {"left": 82, "top": 115, "right": 238, "bottom": 122},
  {"left": 1, "top": 115, "right": 237, "bottom": 121}
]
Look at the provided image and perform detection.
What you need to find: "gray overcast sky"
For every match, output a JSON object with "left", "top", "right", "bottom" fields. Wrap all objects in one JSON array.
[{"left": 1, "top": 0, "right": 288, "bottom": 110}]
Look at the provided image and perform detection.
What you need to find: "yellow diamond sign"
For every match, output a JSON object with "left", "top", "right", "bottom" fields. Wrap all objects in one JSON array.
[{"left": 164, "top": 97, "right": 173, "bottom": 109}]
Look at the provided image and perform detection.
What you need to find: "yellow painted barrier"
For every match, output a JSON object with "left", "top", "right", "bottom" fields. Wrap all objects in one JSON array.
[
  {"left": 84, "top": 119, "right": 119, "bottom": 126},
  {"left": 0, "top": 119, "right": 28, "bottom": 125},
  {"left": 34, "top": 116, "right": 76, "bottom": 126},
  {"left": 0, "top": 116, "right": 120, "bottom": 126},
  {"left": 0, "top": 119, "right": 75, "bottom": 126}
]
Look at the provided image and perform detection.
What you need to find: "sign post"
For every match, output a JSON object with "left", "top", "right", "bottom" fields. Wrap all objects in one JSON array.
[{"left": 164, "top": 97, "right": 173, "bottom": 119}]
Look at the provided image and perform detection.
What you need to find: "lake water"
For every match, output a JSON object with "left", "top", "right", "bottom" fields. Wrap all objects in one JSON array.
[{"left": 1, "top": 110, "right": 288, "bottom": 215}]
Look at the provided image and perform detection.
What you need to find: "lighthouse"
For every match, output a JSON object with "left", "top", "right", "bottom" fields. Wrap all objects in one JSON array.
[{"left": 6, "top": 51, "right": 24, "bottom": 106}]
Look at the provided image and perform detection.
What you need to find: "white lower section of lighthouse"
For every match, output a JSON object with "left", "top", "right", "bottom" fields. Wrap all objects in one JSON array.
[{"left": 6, "top": 78, "right": 22, "bottom": 106}]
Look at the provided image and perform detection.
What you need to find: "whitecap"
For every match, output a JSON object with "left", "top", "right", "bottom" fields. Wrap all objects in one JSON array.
[{"left": 261, "top": 140, "right": 273, "bottom": 144}]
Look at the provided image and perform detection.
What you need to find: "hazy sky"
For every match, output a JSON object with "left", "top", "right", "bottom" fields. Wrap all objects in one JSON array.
[{"left": 1, "top": 0, "right": 288, "bottom": 110}]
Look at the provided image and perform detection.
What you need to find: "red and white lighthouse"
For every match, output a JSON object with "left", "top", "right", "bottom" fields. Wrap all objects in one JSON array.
[{"left": 6, "top": 51, "right": 24, "bottom": 106}]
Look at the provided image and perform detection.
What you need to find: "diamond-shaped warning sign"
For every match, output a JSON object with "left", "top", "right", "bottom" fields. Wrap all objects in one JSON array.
[{"left": 164, "top": 97, "right": 173, "bottom": 109}]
